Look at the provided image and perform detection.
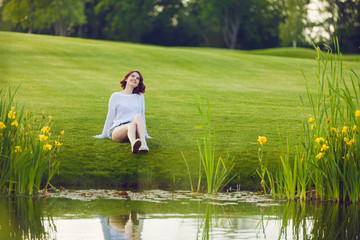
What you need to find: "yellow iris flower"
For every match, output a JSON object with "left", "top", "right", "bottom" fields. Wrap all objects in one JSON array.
[
  {"left": 55, "top": 140, "right": 63, "bottom": 147},
  {"left": 316, "top": 152, "right": 325, "bottom": 159},
  {"left": 15, "top": 146, "right": 22, "bottom": 152},
  {"left": 8, "top": 110, "right": 16, "bottom": 119},
  {"left": 43, "top": 144, "right": 52, "bottom": 151},
  {"left": 39, "top": 135, "right": 48, "bottom": 141},
  {"left": 347, "top": 138, "right": 356, "bottom": 146},
  {"left": 315, "top": 137, "right": 325, "bottom": 144},
  {"left": 308, "top": 117, "right": 315, "bottom": 123},
  {"left": 353, "top": 125, "right": 358, "bottom": 132},
  {"left": 257, "top": 136, "right": 267, "bottom": 145},
  {"left": 355, "top": 110, "right": 360, "bottom": 117},
  {"left": 0, "top": 121, "right": 5, "bottom": 130},
  {"left": 342, "top": 126, "right": 349, "bottom": 134},
  {"left": 11, "top": 120, "right": 18, "bottom": 127},
  {"left": 321, "top": 144, "right": 329, "bottom": 152},
  {"left": 41, "top": 126, "right": 50, "bottom": 134}
]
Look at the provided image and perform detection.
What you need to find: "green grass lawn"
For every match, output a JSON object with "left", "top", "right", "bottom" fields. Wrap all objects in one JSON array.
[{"left": 1, "top": 31, "right": 360, "bottom": 191}]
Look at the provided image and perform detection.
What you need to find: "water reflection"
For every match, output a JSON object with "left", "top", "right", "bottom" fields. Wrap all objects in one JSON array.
[
  {"left": 197, "top": 203, "right": 234, "bottom": 240},
  {"left": 272, "top": 201, "right": 360, "bottom": 240},
  {"left": 0, "top": 197, "right": 55, "bottom": 240},
  {"left": 97, "top": 212, "right": 143, "bottom": 239},
  {"left": 0, "top": 195, "right": 359, "bottom": 240}
]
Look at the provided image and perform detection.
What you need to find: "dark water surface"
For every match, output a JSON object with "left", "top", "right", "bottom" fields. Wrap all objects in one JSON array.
[{"left": 0, "top": 190, "right": 359, "bottom": 240}]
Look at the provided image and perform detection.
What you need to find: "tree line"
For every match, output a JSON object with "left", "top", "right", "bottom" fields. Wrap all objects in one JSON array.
[{"left": 0, "top": 0, "right": 359, "bottom": 53}]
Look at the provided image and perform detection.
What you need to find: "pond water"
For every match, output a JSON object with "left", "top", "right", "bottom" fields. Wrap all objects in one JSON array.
[{"left": 0, "top": 190, "right": 359, "bottom": 240}]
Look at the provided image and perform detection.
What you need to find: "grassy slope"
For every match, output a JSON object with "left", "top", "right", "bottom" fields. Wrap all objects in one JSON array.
[
  {"left": 1, "top": 32, "right": 359, "bottom": 190},
  {"left": 249, "top": 47, "right": 360, "bottom": 62}
]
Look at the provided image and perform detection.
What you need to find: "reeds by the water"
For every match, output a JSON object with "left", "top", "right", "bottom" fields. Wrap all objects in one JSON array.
[
  {"left": 263, "top": 39, "right": 360, "bottom": 203},
  {"left": 0, "top": 85, "right": 63, "bottom": 195},
  {"left": 182, "top": 97, "right": 236, "bottom": 194}
]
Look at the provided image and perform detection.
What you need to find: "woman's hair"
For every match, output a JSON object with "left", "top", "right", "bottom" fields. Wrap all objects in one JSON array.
[{"left": 120, "top": 70, "right": 146, "bottom": 94}]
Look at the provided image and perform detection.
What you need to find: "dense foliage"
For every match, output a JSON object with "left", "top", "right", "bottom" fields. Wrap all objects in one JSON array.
[{"left": 0, "top": 0, "right": 359, "bottom": 52}]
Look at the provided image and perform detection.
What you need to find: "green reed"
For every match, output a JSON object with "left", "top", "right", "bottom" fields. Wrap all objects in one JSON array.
[
  {"left": 182, "top": 97, "right": 235, "bottom": 194},
  {"left": 0, "top": 85, "right": 64, "bottom": 195},
  {"left": 300, "top": 39, "right": 360, "bottom": 202},
  {"left": 261, "top": 39, "right": 360, "bottom": 202},
  {"left": 279, "top": 138, "right": 297, "bottom": 200}
]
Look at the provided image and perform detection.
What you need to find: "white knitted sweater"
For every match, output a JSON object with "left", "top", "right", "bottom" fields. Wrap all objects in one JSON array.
[{"left": 95, "top": 92, "right": 150, "bottom": 139}]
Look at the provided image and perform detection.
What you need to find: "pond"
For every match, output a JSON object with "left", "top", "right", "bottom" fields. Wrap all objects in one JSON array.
[{"left": 0, "top": 190, "right": 359, "bottom": 240}]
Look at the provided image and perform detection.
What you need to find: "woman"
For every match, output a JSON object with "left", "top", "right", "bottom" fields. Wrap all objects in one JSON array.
[{"left": 94, "top": 70, "right": 150, "bottom": 153}]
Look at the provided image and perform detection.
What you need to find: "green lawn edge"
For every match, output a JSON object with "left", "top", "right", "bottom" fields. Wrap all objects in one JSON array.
[{"left": 1, "top": 31, "right": 360, "bottom": 191}]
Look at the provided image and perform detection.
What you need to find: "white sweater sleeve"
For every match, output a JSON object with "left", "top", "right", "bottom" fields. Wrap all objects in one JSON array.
[
  {"left": 141, "top": 94, "right": 151, "bottom": 139},
  {"left": 95, "top": 94, "right": 116, "bottom": 139}
]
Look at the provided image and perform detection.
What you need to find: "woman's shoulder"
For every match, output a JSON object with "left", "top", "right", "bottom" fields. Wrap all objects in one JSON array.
[
  {"left": 111, "top": 92, "right": 128, "bottom": 98},
  {"left": 110, "top": 92, "right": 143, "bottom": 100},
  {"left": 109, "top": 92, "right": 124, "bottom": 102},
  {"left": 137, "top": 93, "right": 145, "bottom": 101},
  {"left": 111, "top": 92, "right": 144, "bottom": 98}
]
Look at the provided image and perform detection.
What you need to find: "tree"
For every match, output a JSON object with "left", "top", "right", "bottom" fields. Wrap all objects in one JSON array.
[
  {"left": 311, "top": 0, "right": 360, "bottom": 53},
  {"left": 197, "top": 0, "right": 285, "bottom": 49},
  {"left": 0, "top": 0, "right": 13, "bottom": 31},
  {"left": 2, "top": 0, "right": 44, "bottom": 33},
  {"left": 333, "top": 0, "right": 360, "bottom": 53},
  {"left": 310, "top": 0, "right": 337, "bottom": 43},
  {"left": 178, "top": 0, "right": 222, "bottom": 47},
  {"left": 91, "top": 0, "right": 155, "bottom": 42},
  {"left": 40, "top": 0, "right": 86, "bottom": 36},
  {"left": 238, "top": 0, "right": 286, "bottom": 49},
  {"left": 82, "top": 0, "right": 107, "bottom": 39},
  {"left": 202, "top": 0, "right": 254, "bottom": 49},
  {"left": 2, "top": 0, "right": 86, "bottom": 36},
  {"left": 141, "top": 0, "right": 201, "bottom": 46},
  {"left": 279, "top": 0, "right": 309, "bottom": 48}
]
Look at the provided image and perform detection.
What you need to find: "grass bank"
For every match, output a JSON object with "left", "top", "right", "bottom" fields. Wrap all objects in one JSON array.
[{"left": 1, "top": 31, "right": 359, "bottom": 190}]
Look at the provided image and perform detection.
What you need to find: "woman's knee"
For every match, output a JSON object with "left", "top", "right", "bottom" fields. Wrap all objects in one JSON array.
[
  {"left": 129, "top": 121, "right": 137, "bottom": 128},
  {"left": 133, "top": 113, "right": 142, "bottom": 122}
]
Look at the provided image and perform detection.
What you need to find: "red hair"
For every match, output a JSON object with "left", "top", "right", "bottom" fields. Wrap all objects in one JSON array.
[{"left": 120, "top": 70, "right": 146, "bottom": 94}]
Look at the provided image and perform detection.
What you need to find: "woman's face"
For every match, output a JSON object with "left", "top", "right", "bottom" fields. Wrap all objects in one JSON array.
[{"left": 126, "top": 72, "right": 140, "bottom": 88}]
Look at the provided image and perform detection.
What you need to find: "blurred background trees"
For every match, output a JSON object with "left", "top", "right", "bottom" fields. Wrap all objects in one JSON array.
[{"left": 0, "top": 0, "right": 359, "bottom": 53}]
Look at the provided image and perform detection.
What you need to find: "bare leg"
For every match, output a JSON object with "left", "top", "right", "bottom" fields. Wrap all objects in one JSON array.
[
  {"left": 110, "top": 114, "right": 147, "bottom": 153},
  {"left": 127, "top": 120, "right": 142, "bottom": 153},
  {"left": 133, "top": 114, "right": 149, "bottom": 152},
  {"left": 127, "top": 121, "right": 138, "bottom": 144},
  {"left": 111, "top": 124, "right": 130, "bottom": 143},
  {"left": 133, "top": 113, "right": 146, "bottom": 140},
  {"left": 112, "top": 123, "right": 141, "bottom": 153}
]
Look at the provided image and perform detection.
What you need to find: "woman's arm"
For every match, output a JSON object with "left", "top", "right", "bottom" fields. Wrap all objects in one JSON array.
[
  {"left": 141, "top": 94, "right": 151, "bottom": 139},
  {"left": 94, "top": 94, "right": 116, "bottom": 139}
]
